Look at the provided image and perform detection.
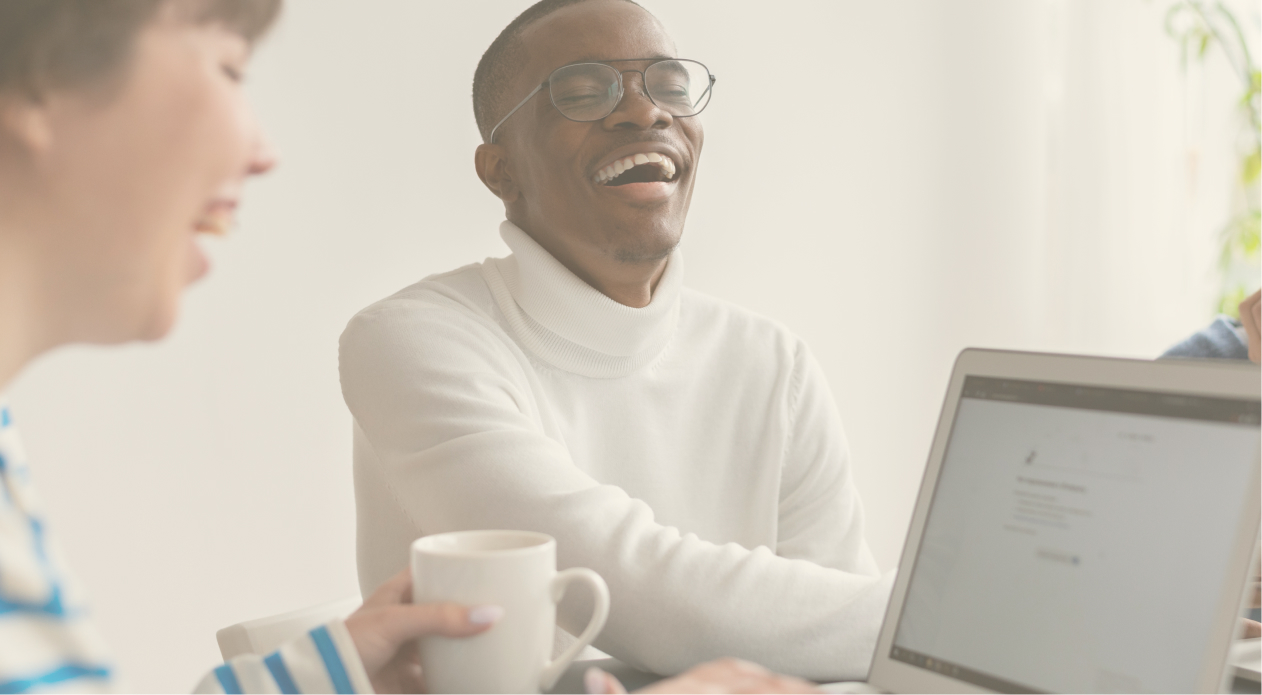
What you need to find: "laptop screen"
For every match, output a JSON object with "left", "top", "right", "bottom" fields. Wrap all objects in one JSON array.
[{"left": 889, "top": 376, "right": 1260, "bottom": 693}]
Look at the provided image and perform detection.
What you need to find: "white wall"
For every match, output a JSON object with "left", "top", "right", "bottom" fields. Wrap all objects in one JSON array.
[{"left": 4, "top": 1, "right": 1246, "bottom": 691}]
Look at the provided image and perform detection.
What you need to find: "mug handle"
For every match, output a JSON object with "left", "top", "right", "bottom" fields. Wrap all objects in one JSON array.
[{"left": 538, "top": 567, "right": 611, "bottom": 691}]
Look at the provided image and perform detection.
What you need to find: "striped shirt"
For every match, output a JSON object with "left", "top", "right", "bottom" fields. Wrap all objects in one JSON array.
[
  {"left": 0, "top": 403, "right": 371, "bottom": 694},
  {"left": 192, "top": 621, "right": 372, "bottom": 694}
]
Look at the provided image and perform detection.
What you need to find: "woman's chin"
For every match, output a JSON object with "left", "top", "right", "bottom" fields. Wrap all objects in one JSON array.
[
  {"left": 82, "top": 303, "right": 180, "bottom": 346},
  {"left": 187, "top": 235, "right": 211, "bottom": 284},
  {"left": 137, "top": 240, "right": 204, "bottom": 342},
  {"left": 136, "top": 274, "right": 189, "bottom": 343},
  {"left": 136, "top": 302, "right": 181, "bottom": 342}
]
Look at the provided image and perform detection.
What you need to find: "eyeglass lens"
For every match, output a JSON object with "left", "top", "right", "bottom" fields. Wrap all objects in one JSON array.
[{"left": 548, "top": 60, "right": 713, "bottom": 122}]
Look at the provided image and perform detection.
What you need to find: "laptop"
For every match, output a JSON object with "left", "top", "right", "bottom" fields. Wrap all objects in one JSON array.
[{"left": 839, "top": 348, "right": 1261, "bottom": 694}]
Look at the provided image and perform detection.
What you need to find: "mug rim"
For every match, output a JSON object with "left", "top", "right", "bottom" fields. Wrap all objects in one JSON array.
[{"left": 412, "top": 529, "right": 555, "bottom": 557}]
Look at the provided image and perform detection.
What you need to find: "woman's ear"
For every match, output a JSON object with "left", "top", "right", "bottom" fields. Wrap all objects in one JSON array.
[
  {"left": 0, "top": 95, "right": 54, "bottom": 155},
  {"left": 474, "top": 143, "right": 520, "bottom": 204}
]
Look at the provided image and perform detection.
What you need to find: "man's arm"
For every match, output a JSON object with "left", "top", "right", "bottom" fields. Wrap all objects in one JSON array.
[
  {"left": 339, "top": 296, "right": 892, "bottom": 681},
  {"left": 774, "top": 340, "right": 880, "bottom": 575}
]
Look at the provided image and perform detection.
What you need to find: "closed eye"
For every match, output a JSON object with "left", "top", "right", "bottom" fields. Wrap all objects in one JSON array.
[{"left": 555, "top": 93, "right": 604, "bottom": 108}]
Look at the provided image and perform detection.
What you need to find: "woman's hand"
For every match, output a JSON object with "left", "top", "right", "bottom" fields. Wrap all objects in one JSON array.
[
  {"left": 585, "top": 658, "right": 823, "bottom": 694},
  {"left": 343, "top": 569, "right": 503, "bottom": 693}
]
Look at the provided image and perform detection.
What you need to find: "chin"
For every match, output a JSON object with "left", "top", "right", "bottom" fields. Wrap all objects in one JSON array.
[
  {"left": 81, "top": 313, "right": 176, "bottom": 346},
  {"left": 137, "top": 259, "right": 202, "bottom": 341},
  {"left": 129, "top": 294, "right": 183, "bottom": 343},
  {"left": 143, "top": 307, "right": 181, "bottom": 341},
  {"left": 612, "top": 242, "right": 675, "bottom": 264},
  {"left": 608, "top": 223, "right": 682, "bottom": 264}
]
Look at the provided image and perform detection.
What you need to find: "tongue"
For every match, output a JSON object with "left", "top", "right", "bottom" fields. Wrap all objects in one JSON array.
[{"left": 609, "top": 164, "right": 665, "bottom": 186}]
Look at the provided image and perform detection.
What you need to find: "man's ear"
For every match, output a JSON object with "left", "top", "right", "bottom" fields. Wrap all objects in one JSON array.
[
  {"left": 0, "top": 95, "right": 54, "bottom": 155},
  {"left": 475, "top": 143, "right": 520, "bottom": 204}
]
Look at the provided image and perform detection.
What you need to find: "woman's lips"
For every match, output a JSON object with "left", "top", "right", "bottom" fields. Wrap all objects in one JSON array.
[{"left": 187, "top": 201, "right": 235, "bottom": 283}]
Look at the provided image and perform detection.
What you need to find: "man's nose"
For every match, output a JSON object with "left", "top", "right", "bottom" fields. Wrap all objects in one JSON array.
[{"left": 603, "top": 71, "right": 672, "bottom": 130}]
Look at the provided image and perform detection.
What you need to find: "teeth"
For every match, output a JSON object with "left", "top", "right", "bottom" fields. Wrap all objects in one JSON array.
[
  {"left": 592, "top": 152, "right": 678, "bottom": 184},
  {"left": 194, "top": 209, "right": 233, "bottom": 236}
]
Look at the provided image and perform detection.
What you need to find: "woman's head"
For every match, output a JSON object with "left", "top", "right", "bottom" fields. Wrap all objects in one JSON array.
[{"left": 0, "top": 0, "right": 280, "bottom": 348}]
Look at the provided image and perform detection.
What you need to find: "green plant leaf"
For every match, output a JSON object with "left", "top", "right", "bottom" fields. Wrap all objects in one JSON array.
[
  {"left": 1218, "top": 285, "right": 1249, "bottom": 318},
  {"left": 1243, "top": 149, "right": 1261, "bottom": 185},
  {"left": 1162, "top": 1, "right": 1260, "bottom": 319}
]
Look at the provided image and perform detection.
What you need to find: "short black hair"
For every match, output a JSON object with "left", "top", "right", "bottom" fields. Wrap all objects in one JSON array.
[{"left": 471, "top": 0, "right": 643, "bottom": 144}]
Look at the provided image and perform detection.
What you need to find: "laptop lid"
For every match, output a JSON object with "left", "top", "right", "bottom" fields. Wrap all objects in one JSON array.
[{"left": 867, "top": 349, "right": 1261, "bottom": 694}]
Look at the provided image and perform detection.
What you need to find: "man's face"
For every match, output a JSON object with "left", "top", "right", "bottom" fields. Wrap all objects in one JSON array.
[{"left": 494, "top": 0, "right": 703, "bottom": 265}]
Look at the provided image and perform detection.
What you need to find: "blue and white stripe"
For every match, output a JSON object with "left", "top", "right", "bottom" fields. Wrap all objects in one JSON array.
[
  {"left": 0, "top": 404, "right": 113, "bottom": 693},
  {"left": 0, "top": 403, "right": 371, "bottom": 694},
  {"left": 195, "top": 621, "right": 372, "bottom": 694}
]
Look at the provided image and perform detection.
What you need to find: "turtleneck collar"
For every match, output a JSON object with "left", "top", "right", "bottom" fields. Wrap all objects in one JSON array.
[{"left": 481, "top": 220, "right": 682, "bottom": 378}]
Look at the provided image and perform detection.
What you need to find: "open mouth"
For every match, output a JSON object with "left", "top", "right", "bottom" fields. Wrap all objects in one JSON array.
[
  {"left": 592, "top": 152, "right": 678, "bottom": 186},
  {"left": 193, "top": 204, "right": 236, "bottom": 236}
]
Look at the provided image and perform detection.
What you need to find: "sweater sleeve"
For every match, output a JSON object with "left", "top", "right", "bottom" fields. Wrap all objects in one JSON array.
[
  {"left": 193, "top": 620, "right": 373, "bottom": 694},
  {"left": 1159, "top": 316, "right": 1250, "bottom": 360},
  {"left": 774, "top": 340, "right": 881, "bottom": 576},
  {"left": 340, "top": 298, "right": 893, "bottom": 681}
]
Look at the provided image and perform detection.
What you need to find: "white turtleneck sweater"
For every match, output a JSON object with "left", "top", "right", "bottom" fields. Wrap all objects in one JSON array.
[{"left": 339, "top": 221, "right": 894, "bottom": 681}]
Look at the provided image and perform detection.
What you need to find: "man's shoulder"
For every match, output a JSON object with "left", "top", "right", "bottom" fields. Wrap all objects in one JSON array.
[
  {"left": 384, "top": 262, "right": 492, "bottom": 307},
  {"left": 340, "top": 261, "right": 510, "bottom": 356},
  {"left": 678, "top": 287, "right": 809, "bottom": 361},
  {"left": 349, "top": 262, "right": 494, "bottom": 325}
]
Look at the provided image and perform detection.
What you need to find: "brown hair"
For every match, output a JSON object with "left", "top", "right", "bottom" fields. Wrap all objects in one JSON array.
[{"left": 0, "top": 0, "right": 282, "bottom": 99}]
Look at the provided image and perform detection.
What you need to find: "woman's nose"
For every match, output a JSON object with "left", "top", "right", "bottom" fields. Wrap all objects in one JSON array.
[{"left": 248, "top": 135, "right": 277, "bottom": 176}]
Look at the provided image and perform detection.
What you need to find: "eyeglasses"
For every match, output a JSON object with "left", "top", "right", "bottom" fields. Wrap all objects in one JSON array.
[{"left": 488, "top": 58, "right": 715, "bottom": 144}]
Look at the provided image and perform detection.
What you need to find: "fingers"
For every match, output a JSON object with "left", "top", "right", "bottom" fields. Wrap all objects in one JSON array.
[
  {"left": 585, "top": 668, "right": 629, "bottom": 694},
  {"left": 1242, "top": 289, "right": 1261, "bottom": 319},
  {"left": 358, "top": 602, "right": 502, "bottom": 646},
  {"left": 637, "top": 659, "right": 821, "bottom": 694},
  {"left": 1242, "top": 618, "right": 1261, "bottom": 640},
  {"left": 1240, "top": 290, "right": 1261, "bottom": 364},
  {"left": 361, "top": 567, "right": 412, "bottom": 609},
  {"left": 345, "top": 601, "right": 504, "bottom": 681}
]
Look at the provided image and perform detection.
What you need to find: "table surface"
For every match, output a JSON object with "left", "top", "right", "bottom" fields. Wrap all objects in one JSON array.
[{"left": 546, "top": 655, "right": 1262, "bottom": 694}]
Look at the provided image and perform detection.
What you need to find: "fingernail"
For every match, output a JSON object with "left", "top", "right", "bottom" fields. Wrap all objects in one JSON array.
[
  {"left": 584, "top": 667, "right": 609, "bottom": 694},
  {"left": 468, "top": 604, "right": 504, "bottom": 625}
]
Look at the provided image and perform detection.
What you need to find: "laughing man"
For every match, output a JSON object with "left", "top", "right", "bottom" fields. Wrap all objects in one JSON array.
[{"left": 339, "top": 0, "right": 893, "bottom": 680}]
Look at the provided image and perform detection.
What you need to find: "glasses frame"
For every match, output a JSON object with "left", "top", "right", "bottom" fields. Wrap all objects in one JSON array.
[{"left": 488, "top": 57, "right": 716, "bottom": 144}]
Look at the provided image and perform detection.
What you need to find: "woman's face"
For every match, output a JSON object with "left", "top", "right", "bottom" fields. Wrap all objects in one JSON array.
[{"left": 22, "top": 6, "right": 273, "bottom": 344}]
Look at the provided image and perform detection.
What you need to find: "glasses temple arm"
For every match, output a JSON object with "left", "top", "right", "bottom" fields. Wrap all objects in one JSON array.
[
  {"left": 488, "top": 83, "right": 545, "bottom": 144},
  {"left": 693, "top": 75, "right": 715, "bottom": 110}
]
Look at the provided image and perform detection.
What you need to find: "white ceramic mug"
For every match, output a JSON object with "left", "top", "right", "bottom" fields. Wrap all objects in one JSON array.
[{"left": 411, "top": 530, "right": 610, "bottom": 694}]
